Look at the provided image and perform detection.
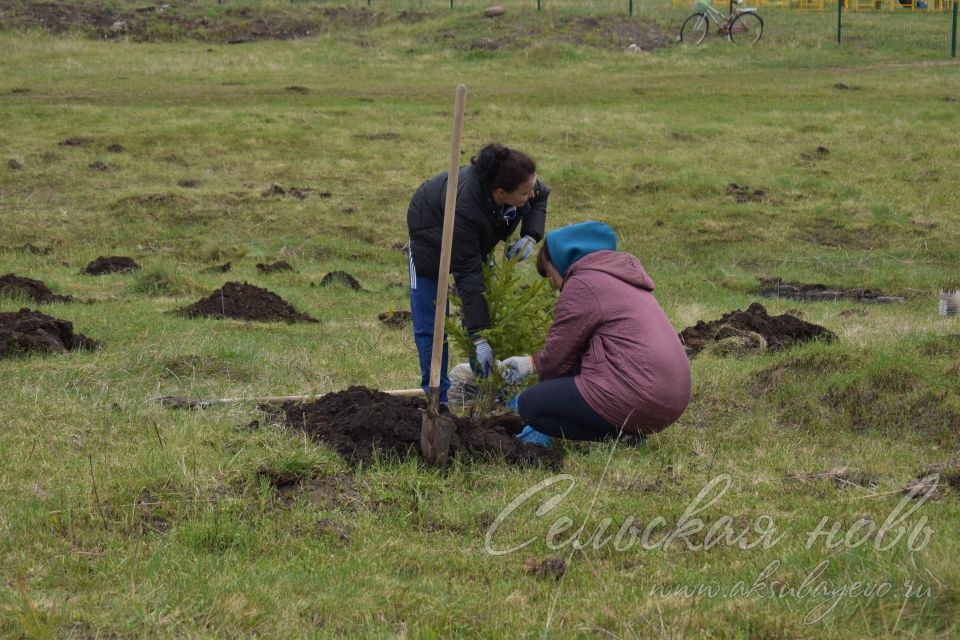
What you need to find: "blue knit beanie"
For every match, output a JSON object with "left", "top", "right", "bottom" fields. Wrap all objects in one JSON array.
[{"left": 545, "top": 221, "right": 618, "bottom": 277}]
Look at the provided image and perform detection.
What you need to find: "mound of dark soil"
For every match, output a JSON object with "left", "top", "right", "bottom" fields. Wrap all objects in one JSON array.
[
  {"left": 0, "top": 273, "right": 73, "bottom": 303},
  {"left": 179, "top": 281, "right": 317, "bottom": 323},
  {"left": 758, "top": 277, "right": 905, "bottom": 303},
  {"left": 256, "top": 261, "right": 294, "bottom": 274},
  {"left": 0, "top": 308, "right": 100, "bottom": 357},
  {"left": 679, "top": 302, "right": 836, "bottom": 356},
  {"left": 378, "top": 310, "right": 412, "bottom": 328},
  {"left": 270, "top": 386, "right": 563, "bottom": 468},
  {"left": 319, "top": 271, "right": 363, "bottom": 291},
  {"left": 84, "top": 256, "right": 141, "bottom": 275}
]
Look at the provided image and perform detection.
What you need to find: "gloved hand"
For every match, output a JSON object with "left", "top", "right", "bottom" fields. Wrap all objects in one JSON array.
[
  {"left": 516, "top": 425, "right": 553, "bottom": 447},
  {"left": 506, "top": 236, "right": 537, "bottom": 261},
  {"left": 499, "top": 355, "right": 534, "bottom": 384},
  {"left": 473, "top": 338, "right": 495, "bottom": 377}
]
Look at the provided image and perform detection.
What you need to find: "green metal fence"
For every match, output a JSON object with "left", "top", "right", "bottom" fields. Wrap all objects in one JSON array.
[{"left": 292, "top": 0, "right": 959, "bottom": 56}]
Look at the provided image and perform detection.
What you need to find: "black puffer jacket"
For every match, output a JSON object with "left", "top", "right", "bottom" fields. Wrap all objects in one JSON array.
[{"left": 407, "top": 164, "right": 550, "bottom": 332}]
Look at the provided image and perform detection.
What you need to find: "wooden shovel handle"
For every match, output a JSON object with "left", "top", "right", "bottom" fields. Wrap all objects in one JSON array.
[{"left": 428, "top": 84, "right": 467, "bottom": 394}]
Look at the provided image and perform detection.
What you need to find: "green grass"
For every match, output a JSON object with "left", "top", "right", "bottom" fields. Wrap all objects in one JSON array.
[{"left": 2, "top": 4, "right": 960, "bottom": 638}]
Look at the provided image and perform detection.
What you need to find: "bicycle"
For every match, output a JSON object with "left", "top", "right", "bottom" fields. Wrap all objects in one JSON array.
[{"left": 680, "top": 0, "right": 764, "bottom": 45}]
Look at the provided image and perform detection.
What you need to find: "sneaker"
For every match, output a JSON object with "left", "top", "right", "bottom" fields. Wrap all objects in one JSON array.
[{"left": 516, "top": 425, "right": 553, "bottom": 447}]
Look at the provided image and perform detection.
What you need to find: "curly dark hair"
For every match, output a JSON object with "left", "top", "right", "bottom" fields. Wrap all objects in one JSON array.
[{"left": 470, "top": 144, "right": 537, "bottom": 192}]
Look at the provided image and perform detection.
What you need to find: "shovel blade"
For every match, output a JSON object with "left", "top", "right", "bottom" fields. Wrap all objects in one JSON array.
[{"left": 421, "top": 412, "right": 456, "bottom": 466}]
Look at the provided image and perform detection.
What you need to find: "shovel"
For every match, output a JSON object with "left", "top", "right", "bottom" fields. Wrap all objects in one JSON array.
[{"left": 421, "top": 83, "right": 467, "bottom": 467}]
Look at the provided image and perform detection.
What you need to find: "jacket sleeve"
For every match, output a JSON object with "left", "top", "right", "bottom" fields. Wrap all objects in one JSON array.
[
  {"left": 533, "top": 276, "right": 600, "bottom": 380},
  {"left": 519, "top": 179, "right": 550, "bottom": 242},
  {"left": 450, "top": 216, "right": 490, "bottom": 332}
]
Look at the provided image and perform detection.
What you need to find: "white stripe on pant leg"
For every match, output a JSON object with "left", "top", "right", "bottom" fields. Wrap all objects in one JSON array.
[{"left": 408, "top": 238, "right": 417, "bottom": 290}]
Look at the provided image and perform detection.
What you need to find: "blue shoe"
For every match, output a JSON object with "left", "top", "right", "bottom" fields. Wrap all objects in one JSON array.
[
  {"left": 505, "top": 393, "right": 520, "bottom": 413},
  {"left": 516, "top": 425, "right": 553, "bottom": 447}
]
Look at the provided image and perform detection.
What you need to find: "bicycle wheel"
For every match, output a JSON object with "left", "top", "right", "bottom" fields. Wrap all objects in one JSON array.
[
  {"left": 680, "top": 13, "right": 710, "bottom": 45},
  {"left": 729, "top": 12, "right": 763, "bottom": 44}
]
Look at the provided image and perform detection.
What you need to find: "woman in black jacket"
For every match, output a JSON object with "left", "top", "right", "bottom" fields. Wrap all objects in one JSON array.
[{"left": 407, "top": 144, "right": 550, "bottom": 409}]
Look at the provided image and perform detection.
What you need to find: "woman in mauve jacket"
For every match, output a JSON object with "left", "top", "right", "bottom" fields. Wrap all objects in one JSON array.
[{"left": 499, "top": 221, "right": 691, "bottom": 446}]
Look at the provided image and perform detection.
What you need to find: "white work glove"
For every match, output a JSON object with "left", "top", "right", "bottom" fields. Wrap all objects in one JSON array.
[
  {"left": 474, "top": 338, "right": 495, "bottom": 378},
  {"left": 499, "top": 355, "right": 535, "bottom": 384},
  {"left": 506, "top": 236, "right": 537, "bottom": 261}
]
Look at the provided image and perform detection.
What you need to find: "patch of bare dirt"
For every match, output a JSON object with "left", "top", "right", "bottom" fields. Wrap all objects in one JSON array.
[
  {"left": 679, "top": 302, "right": 836, "bottom": 357},
  {"left": 269, "top": 386, "right": 563, "bottom": 468},
  {"left": 903, "top": 463, "right": 960, "bottom": 501},
  {"left": 177, "top": 178, "right": 200, "bottom": 188},
  {"left": 319, "top": 271, "right": 363, "bottom": 291},
  {"left": 8, "top": 159, "right": 23, "bottom": 171},
  {"left": 799, "top": 146, "right": 830, "bottom": 162},
  {"left": 256, "top": 261, "right": 294, "bottom": 274},
  {"left": 787, "top": 466, "right": 877, "bottom": 490},
  {"left": 179, "top": 281, "right": 317, "bottom": 323},
  {"left": 758, "top": 277, "right": 905, "bottom": 303},
  {"left": 727, "top": 183, "right": 768, "bottom": 204},
  {"left": 0, "top": 308, "right": 101, "bottom": 357},
  {"left": 106, "top": 144, "right": 125, "bottom": 153},
  {"left": 6, "top": 243, "right": 54, "bottom": 255},
  {"left": 523, "top": 556, "right": 566, "bottom": 581},
  {"left": 83, "top": 256, "right": 141, "bottom": 275},
  {"left": 378, "top": 310, "right": 412, "bottom": 328},
  {"left": 796, "top": 217, "right": 889, "bottom": 250},
  {"left": 261, "top": 183, "right": 317, "bottom": 200},
  {"left": 557, "top": 15, "right": 673, "bottom": 50},
  {"left": 59, "top": 137, "right": 93, "bottom": 147},
  {"left": 0, "top": 274, "right": 73, "bottom": 303},
  {"left": 256, "top": 466, "right": 360, "bottom": 509}
]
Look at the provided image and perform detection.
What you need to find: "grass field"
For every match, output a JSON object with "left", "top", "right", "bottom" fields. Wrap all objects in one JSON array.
[{"left": 2, "top": 2, "right": 960, "bottom": 638}]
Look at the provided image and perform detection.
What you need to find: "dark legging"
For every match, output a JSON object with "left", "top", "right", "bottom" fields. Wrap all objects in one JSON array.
[{"left": 517, "top": 377, "right": 627, "bottom": 442}]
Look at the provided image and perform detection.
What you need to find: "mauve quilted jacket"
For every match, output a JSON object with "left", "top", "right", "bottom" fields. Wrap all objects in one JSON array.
[{"left": 532, "top": 250, "right": 691, "bottom": 434}]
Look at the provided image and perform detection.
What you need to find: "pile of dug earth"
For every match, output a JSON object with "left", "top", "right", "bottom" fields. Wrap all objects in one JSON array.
[
  {"left": 178, "top": 281, "right": 317, "bottom": 323},
  {"left": 268, "top": 386, "right": 563, "bottom": 468},
  {"left": 0, "top": 308, "right": 100, "bottom": 357},
  {"left": 679, "top": 303, "right": 836, "bottom": 357},
  {"left": 0, "top": 273, "right": 73, "bottom": 303}
]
